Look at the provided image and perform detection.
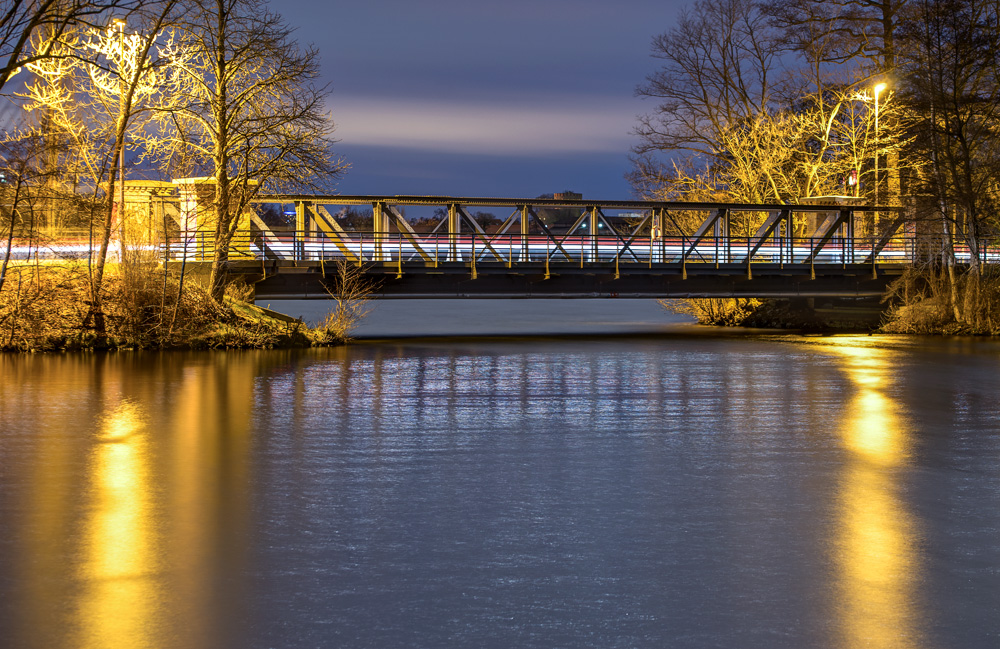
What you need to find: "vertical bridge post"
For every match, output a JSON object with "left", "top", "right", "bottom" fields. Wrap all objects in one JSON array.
[
  {"left": 373, "top": 201, "right": 390, "bottom": 262},
  {"left": 294, "top": 200, "right": 306, "bottom": 260},
  {"left": 589, "top": 206, "right": 599, "bottom": 262},
  {"left": 519, "top": 205, "right": 529, "bottom": 262},
  {"left": 448, "top": 203, "right": 461, "bottom": 261}
]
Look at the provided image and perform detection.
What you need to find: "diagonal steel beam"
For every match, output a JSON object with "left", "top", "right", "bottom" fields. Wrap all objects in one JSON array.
[
  {"left": 492, "top": 208, "right": 520, "bottom": 237},
  {"left": 249, "top": 212, "right": 290, "bottom": 260},
  {"left": 382, "top": 204, "right": 434, "bottom": 262},
  {"left": 479, "top": 209, "right": 522, "bottom": 261},
  {"left": 862, "top": 214, "right": 907, "bottom": 263},
  {"left": 681, "top": 208, "right": 727, "bottom": 261},
  {"left": 611, "top": 212, "right": 652, "bottom": 262},
  {"left": 803, "top": 209, "right": 852, "bottom": 264},
  {"left": 661, "top": 209, "right": 688, "bottom": 235},
  {"left": 527, "top": 206, "right": 575, "bottom": 261},
  {"left": 594, "top": 208, "right": 640, "bottom": 262},
  {"left": 739, "top": 209, "right": 789, "bottom": 263},
  {"left": 547, "top": 207, "right": 596, "bottom": 260},
  {"left": 560, "top": 208, "right": 590, "bottom": 238},
  {"left": 456, "top": 205, "right": 505, "bottom": 262},
  {"left": 307, "top": 204, "right": 360, "bottom": 262}
]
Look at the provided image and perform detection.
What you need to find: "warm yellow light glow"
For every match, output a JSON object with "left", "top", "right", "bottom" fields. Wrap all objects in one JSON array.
[
  {"left": 836, "top": 463, "right": 920, "bottom": 649},
  {"left": 10, "top": 357, "right": 262, "bottom": 647},
  {"left": 874, "top": 82, "right": 888, "bottom": 96},
  {"left": 843, "top": 390, "right": 902, "bottom": 463},
  {"left": 78, "top": 400, "right": 157, "bottom": 649},
  {"left": 811, "top": 337, "right": 922, "bottom": 649},
  {"left": 824, "top": 340, "right": 907, "bottom": 466}
]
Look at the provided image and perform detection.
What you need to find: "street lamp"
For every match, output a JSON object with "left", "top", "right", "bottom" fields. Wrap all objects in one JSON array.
[{"left": 873, "top": 82, "right": 887, "bottom": 227}]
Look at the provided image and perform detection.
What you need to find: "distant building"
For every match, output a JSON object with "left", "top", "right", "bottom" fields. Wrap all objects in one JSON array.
[{"left": 540, "top": 191, "right": 583, "bottom": 229}]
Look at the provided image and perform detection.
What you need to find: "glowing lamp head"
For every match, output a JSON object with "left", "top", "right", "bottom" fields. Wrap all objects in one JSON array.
[{"left": 874, "top": 82, "right": 887, "bottom": 96}]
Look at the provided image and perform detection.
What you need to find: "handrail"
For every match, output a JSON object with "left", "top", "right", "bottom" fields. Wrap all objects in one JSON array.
[{"left": 160, "top": 230, "right": 986, "bottom": 269}]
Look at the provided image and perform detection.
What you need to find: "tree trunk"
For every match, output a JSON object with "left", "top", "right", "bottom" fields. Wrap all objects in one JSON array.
[
  {"left": 208, "top": 176, "right": 231, "bottom": 302},
  {"left": 943, "top": 217, "right": 962, "bottom": 323},
  {"left": 0, "top": 178, "right": 23, "bottom": 295},
  {"left": 88, "top": 148, "right": 122, "bottom": 337}
]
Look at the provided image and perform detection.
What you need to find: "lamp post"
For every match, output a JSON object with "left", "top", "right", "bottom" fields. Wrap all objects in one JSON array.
[{"left": 873, "top": 82, "right": 887, "bottom": 228}]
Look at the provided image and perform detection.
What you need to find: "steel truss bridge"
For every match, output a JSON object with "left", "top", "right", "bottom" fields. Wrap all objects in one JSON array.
[{"left": 163, "top": 195, "right": 943, "bottom": 299}]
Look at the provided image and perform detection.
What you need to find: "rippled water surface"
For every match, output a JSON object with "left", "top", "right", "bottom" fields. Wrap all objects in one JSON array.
[{"left": 2, "top": 329, "right": 1000, "bottom": 648}]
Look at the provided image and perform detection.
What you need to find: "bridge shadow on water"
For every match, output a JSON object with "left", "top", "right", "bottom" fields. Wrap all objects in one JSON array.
[
  {"left": 259, "top": 297, "right": 890, "bottom": 340},
  {"left": 261, "top": 298, "right": 696, "bottom": 339}
]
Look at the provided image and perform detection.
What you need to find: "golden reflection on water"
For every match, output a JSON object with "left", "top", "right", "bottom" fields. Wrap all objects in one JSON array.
[
  {"left": 0, "top": 352, "right": 272, "bottom": 648},
  {"left": 814, "top": 337, "right": 923, "bottom": 649},
  {"left": 77, "top": 399, "right": 159, "bottom": 649}
]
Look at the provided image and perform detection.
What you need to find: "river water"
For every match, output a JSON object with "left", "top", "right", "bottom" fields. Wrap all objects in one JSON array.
[{"left": 1, "top": 301, "right": 999, "bottom": 649}]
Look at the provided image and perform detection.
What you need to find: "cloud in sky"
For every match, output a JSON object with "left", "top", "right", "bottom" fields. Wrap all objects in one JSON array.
[{"left": 331, "top": 96, "right": 639, "bottom": 156}]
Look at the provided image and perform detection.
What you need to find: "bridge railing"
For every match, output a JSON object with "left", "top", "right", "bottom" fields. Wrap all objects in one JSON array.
[
  {"left": 158, "top": 194, "right": 999, "bottom": 270},
  {"left": 160, "top": 230, "right": 995, "bottom": 268}
]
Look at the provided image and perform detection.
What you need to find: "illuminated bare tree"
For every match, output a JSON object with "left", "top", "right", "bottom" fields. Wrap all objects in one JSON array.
[
  {"left": 0, "top": 0, "right": 138, "bottom": 96},
  {"left": 152, "top": 0, "right": 345, "bottom": 301},
  {"left": 20, "top": 2, "right": 178, "bottom": 332},
  {"left": 0, "top": 130, "right": 49, "bottom": 294},
  {"left": 632, "top": 0, "right": 911, "bottom": 230},
  {"left": 894, "top": 0, "right": 1000, "bottom": 325}
]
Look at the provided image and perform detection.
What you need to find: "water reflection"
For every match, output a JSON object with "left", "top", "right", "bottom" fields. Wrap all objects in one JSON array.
[
  {"left": 816, "top": 337, "right": 923, "bottom": 649},
  {"left": 0, "top": 352, "right": 278, "bottom": 649},
  {"left": 78, "top": 399, "right": 158, "bottom": 649},
  {"left": 3, "top": 339, "right": 997, "bottom": 648}
]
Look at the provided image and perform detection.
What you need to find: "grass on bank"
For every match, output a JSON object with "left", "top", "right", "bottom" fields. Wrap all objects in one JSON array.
[
  {"left": 0, "top": 256, "right": 371, "bottom": 352},
  {"left": 662, "top": 264, "right": 1000, "bottom": 335}
]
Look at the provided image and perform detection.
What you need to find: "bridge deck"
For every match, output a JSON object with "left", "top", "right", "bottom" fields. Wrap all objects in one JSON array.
[{"left": 207, "top": 259, "right": 904, "bottom": 299}]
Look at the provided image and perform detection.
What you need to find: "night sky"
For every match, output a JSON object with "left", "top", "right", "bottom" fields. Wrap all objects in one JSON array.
[{"left": 279, "top": 0, "right": 686, "bottom": 200}]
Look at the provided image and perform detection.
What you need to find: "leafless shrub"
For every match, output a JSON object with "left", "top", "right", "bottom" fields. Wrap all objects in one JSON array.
[
  {"left": 316, "top": 259, "right": 378, "bottom": 343},
  {"left": 659, "top": 297, "right": 762, "bottom": 327}
]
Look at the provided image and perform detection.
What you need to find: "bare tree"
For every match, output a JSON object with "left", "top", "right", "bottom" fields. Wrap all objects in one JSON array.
[
  {"left": 0, "top": 0, "right": 137, "bottom": 96},
  {"left": 0, "top": 130, "right": 49, "bottom": 293},
  {"left": 631, "top": 0, "right": 909, "bottom": 225},
  {"left": 896, "top": 0, "right": 1000, "bottom": 324},
  {"left": 762, "top": 0, "right": 910, "bottom": 74},
  {"left": 317, "top": 258, "right": 377, "bottom": 343},
  {"left": 634, "top": 0, "right": 785, "bottom": 165},
  {"left": 19, "top": 1, "right": 179, "bottom": 333},
  {"left": 152, "top": 0, "right": 345, "bottom": 301}
]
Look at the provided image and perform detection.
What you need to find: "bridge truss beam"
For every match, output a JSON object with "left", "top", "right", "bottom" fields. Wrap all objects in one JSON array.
[{"left": 160, "top": 194, "right": 982, "bottom": 299}]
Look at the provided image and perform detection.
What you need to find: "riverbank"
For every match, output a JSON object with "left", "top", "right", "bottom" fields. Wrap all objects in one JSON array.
[
  {"left": 8, "top": 262, "right": 997, "bottom": 351},
  {"left": 0, "top": 262, "right": 354, "bottom": 352},
  {"left": 672, "top": 269, "right": 1000, "bottom": 336},
  {"left": 661, "top": 297, "right": 888, "bottom": 333}
]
